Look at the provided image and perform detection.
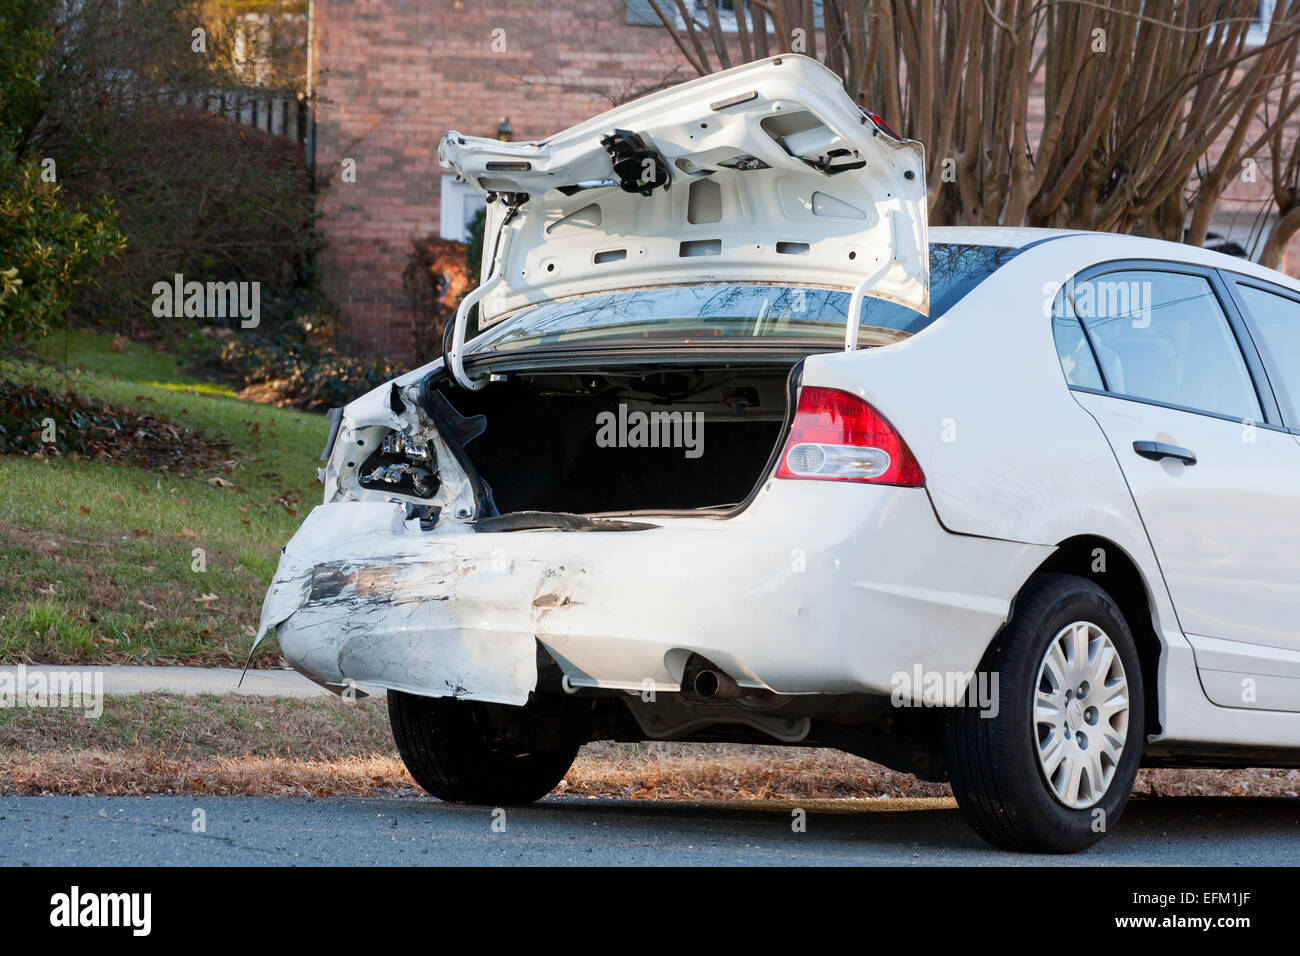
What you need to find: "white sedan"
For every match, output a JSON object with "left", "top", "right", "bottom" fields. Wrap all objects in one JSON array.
[{"left": 256, "top": 56, "right": 1300, "bottom": 853}]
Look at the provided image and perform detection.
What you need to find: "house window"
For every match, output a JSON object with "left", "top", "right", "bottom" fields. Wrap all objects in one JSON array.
[
  {"left": 677, "top": 2, "right": 777, "bottom": 34},
  {"left": 631, "top": 0, "right": 822, "bottom": 33},
  {"left": 683, "top": 1, "right": 742, "bottom": 32},
  {"left": 1247, "top": 0, "right": 1278, "bottom": 46},
  {"left": 439, "top": 175, "right": 486, "bottom": 243}
]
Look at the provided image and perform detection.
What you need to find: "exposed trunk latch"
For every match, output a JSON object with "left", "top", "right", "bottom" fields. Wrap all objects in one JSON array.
[{"left": 601, "top": 130, "right": 670, "bottom": 197}]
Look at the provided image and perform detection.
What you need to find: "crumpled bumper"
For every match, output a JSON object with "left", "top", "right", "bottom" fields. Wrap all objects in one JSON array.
[{"left": 256, "top": 482, "right": 1053, "bottom": 707}]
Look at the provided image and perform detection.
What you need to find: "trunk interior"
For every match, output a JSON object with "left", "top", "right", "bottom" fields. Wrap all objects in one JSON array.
[{"left": 431, "top": 363, "right": 796, "bottom": 515}]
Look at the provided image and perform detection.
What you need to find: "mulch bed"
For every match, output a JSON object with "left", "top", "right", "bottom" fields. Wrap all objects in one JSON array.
[{"left": 0, "top": 380, "right": 230, "bottom": 476}]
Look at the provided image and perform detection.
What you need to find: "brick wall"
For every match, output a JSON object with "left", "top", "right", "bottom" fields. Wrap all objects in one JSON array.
[{"left": 314, "top": 0, "right": 689, "bottom": 362}]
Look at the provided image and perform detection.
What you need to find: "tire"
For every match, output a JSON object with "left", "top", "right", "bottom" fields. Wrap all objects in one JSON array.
[
  {"left": 388, "top": 691, "right": 580, "bottom": 805},
  {"left": 945, "top": 573, "right": 1145, "bottom": 853}
]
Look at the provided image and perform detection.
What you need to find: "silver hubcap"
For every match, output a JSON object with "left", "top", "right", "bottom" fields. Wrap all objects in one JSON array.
[{"left": 1034, "top": 621, "right": 1130, "bottom": 810}]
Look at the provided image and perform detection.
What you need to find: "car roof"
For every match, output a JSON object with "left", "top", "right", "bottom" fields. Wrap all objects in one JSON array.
[
  {"left": 930, "top": 226, "right": 1085, "bottom": 248},
  {"left": 931, "top": 225, "right": 1300, "bottom": 294}
]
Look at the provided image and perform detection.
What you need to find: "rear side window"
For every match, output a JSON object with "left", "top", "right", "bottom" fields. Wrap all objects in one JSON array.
[
  {"left": 1058, "top": 270, "right": 1261, "bottom": 422},
  {"left": 1052, "top": 312, "right": 1104, "bottom": 389},
  {"left": 1236, "top": 284, "right": 1300, "bottom": 424}
]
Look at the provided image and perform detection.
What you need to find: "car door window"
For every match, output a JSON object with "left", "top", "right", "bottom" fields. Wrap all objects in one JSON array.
[
  {"left": 1069, "top": 270, "right": 1262, "bottom": 422},
  {"left": 1052, "top": 312, "right": 1104, "bottom": 389},
  {"left": 1236, "top": 284, "right": 1300, "bottom": 424}
]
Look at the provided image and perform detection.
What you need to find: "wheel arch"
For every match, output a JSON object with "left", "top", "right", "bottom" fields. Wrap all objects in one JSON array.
[{"left": 1018, "top": 534, "right": 1163, "bottom": 738}]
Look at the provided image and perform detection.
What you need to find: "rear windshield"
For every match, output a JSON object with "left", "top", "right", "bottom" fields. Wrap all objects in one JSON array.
[{"left": 471, "top": 243, "right": 1021, "bottom": 353}]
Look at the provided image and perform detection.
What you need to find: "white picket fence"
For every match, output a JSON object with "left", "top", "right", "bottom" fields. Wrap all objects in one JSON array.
[
  {"left": 97, "top": 81, "right": 310, "bottom": 148},
  {"left": 177, "top": 86, "right": 310, "bottom": 145}
]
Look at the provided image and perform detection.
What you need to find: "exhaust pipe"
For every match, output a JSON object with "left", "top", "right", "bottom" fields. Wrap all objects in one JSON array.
[{"left": 691, "top": 668, "right": 742, "bottom": 701}]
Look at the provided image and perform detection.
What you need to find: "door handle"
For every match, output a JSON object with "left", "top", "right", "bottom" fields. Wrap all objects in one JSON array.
[{"left": 1133, "top": 440, "right": 1197, "bottom": 466}]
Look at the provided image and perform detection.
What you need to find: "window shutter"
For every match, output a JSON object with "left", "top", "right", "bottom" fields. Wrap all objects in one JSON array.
[{"left": 626, "top": 0, "right": 661, "bottom": 26}]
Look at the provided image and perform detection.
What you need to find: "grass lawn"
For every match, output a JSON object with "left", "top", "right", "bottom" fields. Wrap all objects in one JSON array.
[{"left": 0, "top": 329, "right": 328, "bottom": 666}]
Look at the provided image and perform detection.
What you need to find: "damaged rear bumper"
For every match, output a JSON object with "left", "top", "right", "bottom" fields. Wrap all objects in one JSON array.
[{"left": 256, "top": 480, "right": 1052, "bottom": 708}]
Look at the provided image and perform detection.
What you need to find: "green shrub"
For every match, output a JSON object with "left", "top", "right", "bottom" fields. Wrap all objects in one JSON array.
[
  {"left": 210, "top": 311, "right": 401, "bottom": 409},
  {"left": 0, "top": 1, "right": 126, "bottom": 344},
  {"left": 59, "top": 109, "right": 315, "bottom": 327},
  {"left": 1, "top": 0, "right": 318, "bottom": 336},
  {"left": 0, "top": 151, "right": 126, "bottom": 343},
  {"left": 0, "top": 1, "right": 50, "bottom": 151}
]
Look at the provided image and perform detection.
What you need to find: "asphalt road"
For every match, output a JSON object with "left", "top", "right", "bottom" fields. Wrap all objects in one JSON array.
[{"left": 2, "top": 794, "right": 1297, "bottom": 865}]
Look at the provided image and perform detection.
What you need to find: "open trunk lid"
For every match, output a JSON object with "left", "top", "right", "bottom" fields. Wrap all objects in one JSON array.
[{"left": 438, "top": 55, "right": 929, "bottom": 330}]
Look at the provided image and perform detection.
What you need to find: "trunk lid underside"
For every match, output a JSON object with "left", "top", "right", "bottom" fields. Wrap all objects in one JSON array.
[{"left": 438, "top": 54, "right": 929, "bottom": 326}]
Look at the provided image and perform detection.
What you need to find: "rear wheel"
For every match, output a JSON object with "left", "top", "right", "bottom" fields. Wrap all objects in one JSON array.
[
  {"left": 388, "top": 691, "right": 581, "bottom": 805},
  {"left": 946, "top": 573, "right": 1144, "bottom": 853}
]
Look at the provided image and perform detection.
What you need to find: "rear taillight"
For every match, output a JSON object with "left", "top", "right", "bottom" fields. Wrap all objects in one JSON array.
[{"left": 775, "top": 386, "right": 924, "bottom": 487}]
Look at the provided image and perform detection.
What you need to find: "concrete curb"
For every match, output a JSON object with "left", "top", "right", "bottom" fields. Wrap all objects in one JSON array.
[{"left": 0, "top": 665, "right": 342, "bottom": 699}]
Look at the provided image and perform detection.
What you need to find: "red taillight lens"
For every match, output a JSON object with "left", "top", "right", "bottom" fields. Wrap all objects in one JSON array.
[
  {"left": 775, "top": 386, "right": 924, "bottom": 487},
  {"left": 864, "top": 110, "right": 901, "bottom": 139}
]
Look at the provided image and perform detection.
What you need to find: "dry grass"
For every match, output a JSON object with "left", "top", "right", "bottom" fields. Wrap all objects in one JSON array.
[
  {"left": 563, "top": 741, "right": 952, "bottom": 800},
  {"left": 1136, "top": 767, "right": 1300, "bottom": 799},
  {"left": 564, "top": 745, "right": 1300, "bottom": 801},
  {"left": 0, "top": 694, "right": 414, "bottom": 797},
  {"left": 0, "top": 751, "right": 412, "bottom": 797},
  {"left": 1, "top": 694, "right": 1298, "bottom": 800}
]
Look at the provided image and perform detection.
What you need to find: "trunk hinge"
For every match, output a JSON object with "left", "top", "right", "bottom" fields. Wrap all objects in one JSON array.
[
  {"left": 844, "top": 212, "right": 899, "bottom": 352},
  {"left": 447, "top": 210, "right": 518, "bottom": 391}
]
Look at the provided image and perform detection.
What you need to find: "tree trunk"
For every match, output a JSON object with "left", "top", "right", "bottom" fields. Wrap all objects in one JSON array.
[{"left": 1260, "top": 206, "right": 1300, "bottom": 269}]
